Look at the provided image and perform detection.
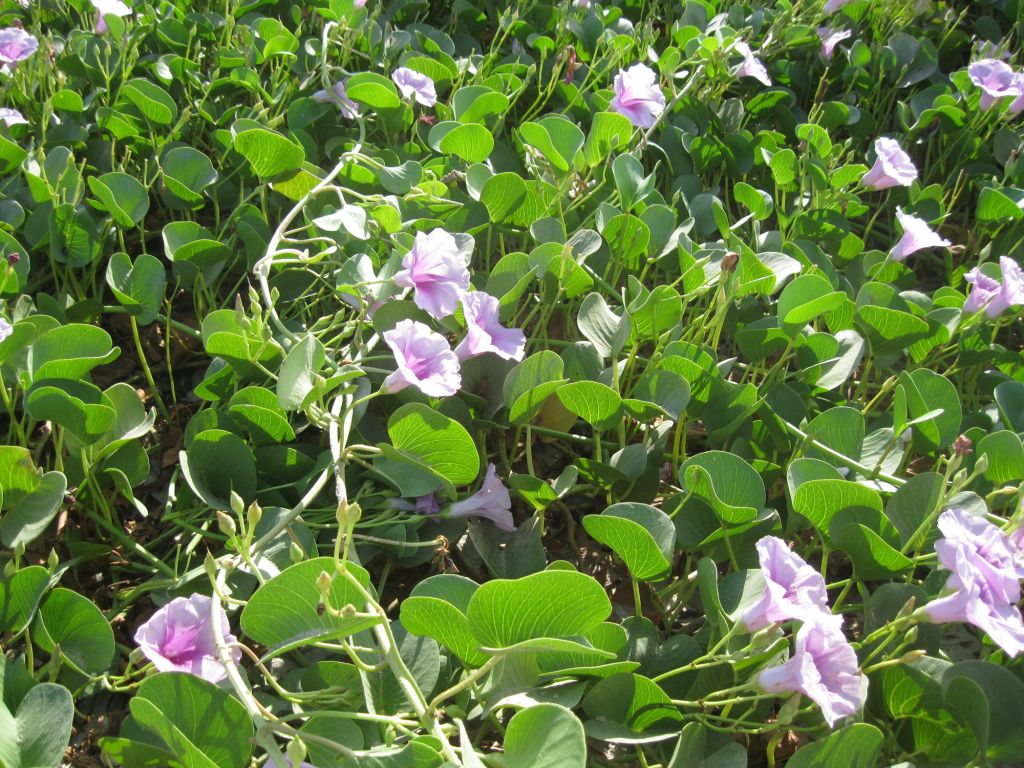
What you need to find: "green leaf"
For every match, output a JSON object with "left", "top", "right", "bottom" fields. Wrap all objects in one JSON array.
[
  {"left": 582, "top": 503, "right": 675, "bottom": 581},
  {"left": 119, "top": 78, "right": 178, "bottom": 125},
  {"left": 0, "top": 682, "right": 74, "bottom": 768},
  {"left": 466, "top": 570, "right": 611, "bottom": 648},
  {"left": 583, "top": 112, "right": 634, "bottom": 167},
  {"left": 240, "top": 558, "right": 382, "bottom": 657},
  {"left": 785, "top": 723, "right": 884, "bottom": 768},
  {"left": 87, "top": 172, "right": 150, "bottom": 228},
  {"left": 180, "top": 429, "right": 258, "bottom": 509},
  {"left": 129, "top": 673, "right": 254, "bottom": 768},
  {"left": 36, "top": 587, "right": 115, "bottom": 675},
  {"left": 345, "top": 72, "right": 402, "bottom": 110},
  {"left": 556, "top": 381, "right": 623, "bottom": 431},
  {"left": 105, "top": 252, "right": 166, "bottom": 325},
  {"left": 428, "top": 122, "right": 494, "bottom": 163},
  {"left": 582, "top": 673, "right": 682, "bottom": 732},
  {"left": 678, "top": 451, "right": 765, "bottom": 524},
  {"left": 161, "top": 146, "right": 218, "bottom": 203},
  {"left": 577, "top": 293, "right": 630, "bottom": 358},
  {"left": 400, "top": 574, "right": 488, "bottom": 667},
  {"left": 386, "top": 403, "right": 479, "bottom": 486},
  {"left": 231, "top": 120, "right": 305, "bottom": 179},
  {"left": 505, "top": 704, "right": 586, "bottom": 768}
]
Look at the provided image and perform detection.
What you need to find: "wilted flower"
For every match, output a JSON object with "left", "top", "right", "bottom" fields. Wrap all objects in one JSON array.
[
  {"left": 732, "top": 41, "right": 771, "bottom": 86},
  {"left": 921, "top": 508, "right": 1024, "bottom": 657},
  {"left": 391, "top": 67, "right": 437, "bottom": 107},
  {"left": 964, "top": 256, "right": 1024, "bottom": 317},
  {"left": 134, "top": 594, "right": 240, "bottom": 683},
  {"left": 823, "top": 0, "right": 856, "bottom": 12},
  {"left": 0, "top": 28, "right": 38, "bottom": 70},
  {"left": 0, "top": 318, "right": 12, "bottom": 342},
  {"left": 389, "top": 492, "right": 441, "bottom": 516},
  {"left": 609, "top": 63, "right": 666, "bottom": 129},
  {"left": 861, "top": 137, "right": 918, "bottom": 190},
  {"left": 0, "top": 108, "right": 26, "bottom": 126},
  {"left": 91, "top": 0, "right": 133, "bottom": 34},
  {"left": 740, "top": 536, "right": 841, "bottom": 633},
  {"left": 758, "top": 620, "right": 866, "bottom": 728},
  {"left": 455, "top": 291, "right": 526, "bottom": 362},
  {"left": 817, "top": 27, "right": 852, "bottom": 60},
  {"left": 381, "top": 319, "right": 461, "bottom": 397},
  {"left": 889, "top": 207, "right": 951, "bottom": 261},
  {"left": 447, "top": 464, "right": 515, "bottom": 531},
  {"left": 393, "top": 229, "right": 471, "bottom": 319},
  {"left": 967, "top": 59, "right": 1020, "bottom": 111},
  {"left": 313, "top": 80, "right": 359, "bottom": 120}
]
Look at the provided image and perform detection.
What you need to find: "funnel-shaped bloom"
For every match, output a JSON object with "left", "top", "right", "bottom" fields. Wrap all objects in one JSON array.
[
  {"left": 0, "top": 28, "right": 38, "bottom": 70},
  {"left": 741, "top": 536, "right": 840, "bottom": 633},
  {"left": 393, "top": 229, "right": 471, "bottom": 319},
  {"left": 381, "top": 319, "right": 461, "bottom": 397},
  {"left": 610, "top": 64, "right": 665, "bottom": 129},
  {"left": 0, "top": 108, "right": 25, "bottom": 126},
  {"left": 817, "top": 27, "right": 851, "bottom": 60},
  {"left": 964, "top": 256, "right": 1024, "bottom": 318},
  {"left": 447, "top": 464, "right": 514, "bottom": 531},
  {"left": 313, "top": 80, "right": 359, "bottom": 119},
  {"left": 134, "top": 595, "right": 240, "bottom": 683},
  {"left": 922, "top": 509, "right": 1024, "bottom": 657},
  {"left": 455, "top": 291, "right": 526, "bottom": 361},
  {"left": 91, "top": 0, "right": 132, "bottom": 34},
  {"left": 889, "top": 208, "right": 951, "bottom": 261},
  {"left": 862, "top": 137, "right": 917, "bottom": 190},
  {"left": 968, "top": 59, "right": 1020, "bottom": 111},
  {"left": 732, "top": 41, "right": 771, "bottom": 86},
  {"left": 758, "top": 620, "right": 866, "bottom": 728},
  {"left": 392, "top": 67, "right": 437, "bottom": 107}
]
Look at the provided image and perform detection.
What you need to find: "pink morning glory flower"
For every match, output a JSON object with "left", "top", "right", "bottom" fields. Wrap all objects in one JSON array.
[
  {"left": 964, "top": 256, "right": 1024, "bottom": 317},
  {"left": 758, "top": 619, "right": 866, "bottom": 728},
  {"left": 889, "top": 208, "right": 951, "bottom": 261},
  {"left": 740, "top": 536, "right": 841, "bottom": 633},
  {"left": 91, "top": 0, "right": 133, "bottom": 34},
  {"left": 823, "top": 0, "right": 856, "bottom": 12},
  {"left": 921, "top": 509, "right": 1024, "bottom": 657},
  {"left": 312, "top": 80, "right": 359, "bottom": 120},
  {"left": 967, "top": 59, "right": 1020, "bottom": 111},
  {"left": 391, "top": 67, "right": 437, "bottom": 107},
  {"left": 861, "top": 137, "right": 918, "bottom": 190},
  {"left": 134, "top": 594, "right": 240, "bottom": 683},
  {"left": 455, "top": 291, "right": 526, "bottom": 362},
  {"left": 381, "top": 319, "right": 461, "bottom": 397},
  {"left": 0, "top": 28, "right": 38, "bottom": 71},
  {"left": 0, "top": 318, "right": 12, "bottom": 342},
  {"left": 447, "top": 464, "right": 515, "bottom": 531},
  {"left": 609, "top": 63, "right": 666, "bottom": 129},
  {"left": 389, "top": 492, "right": 441, "bottom": 515},
  {"left": 393, "top": 229, "right": 471, "bottom": 320},
  {"left": 817, "top": 27, "right": 852, "bottom": 60},
  {"left": 0, "top": 108, "right": 26, "bottom": 126},
  {"left": 732, "top": 41, "right": 771, "bottom": 86}
]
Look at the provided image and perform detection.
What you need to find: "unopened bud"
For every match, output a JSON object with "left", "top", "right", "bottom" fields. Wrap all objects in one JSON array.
[
  {"left": 217, "top": 510, "right": 236, "bottom": 537},
  {"left": 246, "top": 501, "right": 262, "bottom": 530},
  {"left": 896, "top": 596, "right": 917, "bottom": 619}
]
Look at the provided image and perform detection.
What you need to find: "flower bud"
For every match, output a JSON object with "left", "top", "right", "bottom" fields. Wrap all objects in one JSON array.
[{"left": 216, "top": 510, "right": 236, "bottom": 537}]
